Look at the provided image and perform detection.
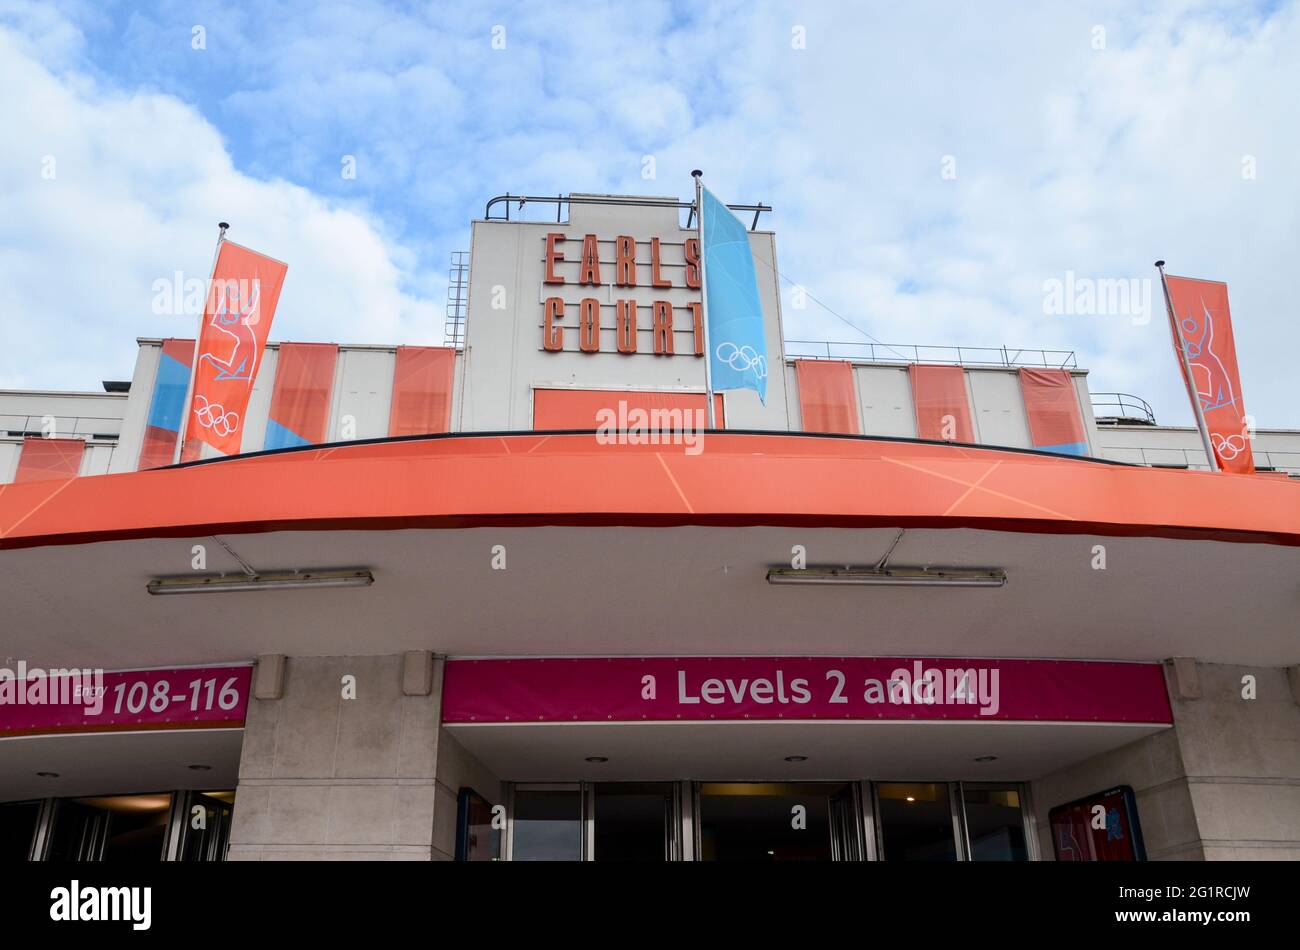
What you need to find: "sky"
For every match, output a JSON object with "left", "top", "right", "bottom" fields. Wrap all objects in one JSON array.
[{"left": 1, "top": 0, "right": 1297, "bottom": 427}]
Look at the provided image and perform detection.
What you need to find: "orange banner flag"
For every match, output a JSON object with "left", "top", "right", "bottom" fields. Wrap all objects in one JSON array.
[
  {"left": 181, "top": 241, "right": 288, "bottom": 459},
  {"left": 1161, "top": 274, "right": 1253, "bottom": 474}
]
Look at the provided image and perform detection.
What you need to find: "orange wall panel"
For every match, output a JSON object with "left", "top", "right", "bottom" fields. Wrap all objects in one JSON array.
[
  {"left": 795, "top": 360, "right": 860, "bottom": 434},
  {"left": 389, "top": 347, "right": 455, "bottom": 437},
  {"left": 15, "top": 437, "right": 85, "bottom": 482},
  {"left": 909, "top": 364, "right": 974, "bottom": 442},
  {"left": 264, "top": 343, "right": 338, "bottom": 449},
  {"left": 1019, "top": 368, "right": 1088, "bottom": 456}
]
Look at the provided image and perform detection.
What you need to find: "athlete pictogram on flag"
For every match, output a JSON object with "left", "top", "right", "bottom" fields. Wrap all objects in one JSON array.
[
  {"left": 1158, "top": 268, "right": 1254, "bottom": 474},
  {"left": 180, "top": 240, "right": 288, "bottom": 459}
]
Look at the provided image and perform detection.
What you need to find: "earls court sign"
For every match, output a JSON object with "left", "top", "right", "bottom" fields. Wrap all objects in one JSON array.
[{"left": 539, "top": 231, "right": 707, "bottom": 357}]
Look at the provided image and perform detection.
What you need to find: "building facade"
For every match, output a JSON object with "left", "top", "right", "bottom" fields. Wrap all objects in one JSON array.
[{"left": 1, "top": 193, "right": 1297, "bottom": 862}]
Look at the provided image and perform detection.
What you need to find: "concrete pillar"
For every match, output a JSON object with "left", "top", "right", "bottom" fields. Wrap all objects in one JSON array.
[
  {"left": 1168, "top": 663, "right": 1300, "bottom": 860},
  {"left": 227, "top": 654, "right": 442, "bottom": 860},
  {"left": 427, "top": 656, "right": 505, "bottom": 860},
  {"left": 432, "top": 727, "right": 504, "bottom": 860},
  {"left": 1031, "top": 727, "right": 1201, "bottom": 860},
  {"left": 1169, "top": 656, "right": 1201, "bottom": 700},
  {"left": 1032, "top": 662, "right": 1300, "bottom": 861}
]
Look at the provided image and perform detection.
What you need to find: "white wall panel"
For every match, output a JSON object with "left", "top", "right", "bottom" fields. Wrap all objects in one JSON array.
[
  {"left": 461, "top": 201, "right": 790, "bottom": 432},
  {"left": 1073, "top": 373, "right": 1099, "bottom": 456},
  {"left": 0, "top": 441, "right": 19, "bottom": 482},
  {"left": 239, "top": 346, "right": 278, "bottom": 454},
  {"left": 968, "top": 370, "right": 1031, "bottom": 449},
  {"left": 855, "top": 365, "right": 915, "bottom": 438},
  {"left": 81, "top": 442, "right": 116, "bottom": 476},
  {"left": 108, "top": 342, "right": 160, "bottom": 472},
  {"left": 784, "top": 363, "right": 802, "bottom": 430},
  {"left": 330, "top": 348, "right": 396, "bottom": 441}
]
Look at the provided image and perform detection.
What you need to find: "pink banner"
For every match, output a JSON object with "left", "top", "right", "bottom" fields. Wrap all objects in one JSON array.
[
  {"left": 0, "top": 665, "right": 252, "bottom": 737},
  {"left": 441, "top": 657, "right": 1171, "bottom": 725}
]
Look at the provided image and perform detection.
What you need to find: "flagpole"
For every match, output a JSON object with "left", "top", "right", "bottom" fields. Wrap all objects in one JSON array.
[
  {"left": 693, "top": 170, "right": 716, "bottom": 429},
  {"left": 174, "top": 222, "right": 229, "bottom": 465},
  {"left": 1155, "top": 260, "right": 1219, "bottom": 472}
]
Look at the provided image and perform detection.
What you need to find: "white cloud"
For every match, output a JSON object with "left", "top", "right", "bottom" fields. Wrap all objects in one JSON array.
[
  {"left": 0, "top": 20, "right": 439, "bottom": 391},
  {"left": 679, "top": 1, "right": 1300, "bottom": 428},
  {"left": 2, "top": 0, "right": 1298, "bottom": 430}
]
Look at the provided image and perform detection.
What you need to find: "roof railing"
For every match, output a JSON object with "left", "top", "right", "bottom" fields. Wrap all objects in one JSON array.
[
  {"left": 1090, "top": 392, "right": 1157, "bottom": 425},
  {"left": 784, "top": 341, "right": 1078, "bottom": 369},
  {"left": 483, "top": 193, "right": 772, "bottom": 230}
]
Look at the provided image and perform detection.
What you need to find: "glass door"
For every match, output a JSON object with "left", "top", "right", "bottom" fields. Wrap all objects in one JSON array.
[
  {"left": 590, "top": 783, "right": 679, "bottom": 862},
  {"left": 0, "top": 801, "right": 42, "bottom": 861},
  {"left": 42, "top": 794, "right": 173, "bottom": 861},
  {"left": 873, "top": 782, "right": 1033, "bottom": 861},
  {"left": 498, "top": 779, "right": 1034, "bottom": 861},
  {"left": 171, "top": 791, "right": 235, "bottom": 861},
  {"left": 829, "top": 784, "right": 864, "bottom": 861},
  {"left": 873, "top": 782, "right": 960, "bottom": 861},
  {"left": 957, "top": 783, "right": 1031, "bottom": 861},
  {"left": 505, "top": 783, "right": 681, "bottom": 861},
  {"left": 694, "top": 782, "right": 862, "bottom": 861},
  {"left": 507, "top": 784, "right": 584, "bottom": 861}
]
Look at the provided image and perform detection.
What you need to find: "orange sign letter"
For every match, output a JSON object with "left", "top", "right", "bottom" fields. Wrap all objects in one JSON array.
[
  {"left": 652, "top": 301, "right": 674, "bottom": 355},
  {"left": 543, "top": 297, "right": 565, "bottom": 351},
  {"left": 617, "top": 300, "right": 638, "bottom": 354}
]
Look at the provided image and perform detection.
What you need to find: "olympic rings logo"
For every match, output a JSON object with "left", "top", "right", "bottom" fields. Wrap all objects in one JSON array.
[
  {"left": 715, "top": 341, "right": 767, "bottom": 380},
  {"left": 1212, "top": 432, "right": 1247, "bottom": 461},
  {"left": 193, "top": 395, "right": 240, "bottom": 438}
]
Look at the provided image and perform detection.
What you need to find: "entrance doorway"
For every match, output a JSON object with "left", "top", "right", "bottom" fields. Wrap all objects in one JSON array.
[
  {"left": 873, "top": 782, "right": 1033, "bottom": 861},
  {"left": 0, "top": 801, "right": 42, "bottom": 861},
  {"left": 42, "top": 794, "right": 173, "bottom": 861},
  {"left": 501, "top": 781, "right": 865, "bottom": 861},
  {"left": 695, "top": 783, "right": 862, "bottom": 861},
  {"left": 7, "top": 790, "right": 237, "bottom": 861},
  {"left": 171, "top": 791, "right": 235, "bottom": 861},
  {"left": 492, "top": 780, "right": 1034, "bottom": 861},
  {"left": 592, "top": 783, "right": 679, "bottom": 861},
  {"left": 507, "top": 783, "right": 681, "bottom": 861}
]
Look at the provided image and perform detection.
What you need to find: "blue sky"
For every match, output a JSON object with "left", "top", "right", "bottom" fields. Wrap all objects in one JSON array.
[{"left": 2, "top": 0, "right": 1298, "bottom": 427}]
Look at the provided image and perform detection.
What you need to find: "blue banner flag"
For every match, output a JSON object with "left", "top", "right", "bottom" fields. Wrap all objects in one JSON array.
[{"left": 701, "top": 185, "right": 767, "bottom": 403}]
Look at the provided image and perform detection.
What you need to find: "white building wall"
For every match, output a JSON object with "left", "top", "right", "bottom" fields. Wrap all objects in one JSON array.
[
  {"left": 100, "top": 340, "right": 461, "bottom": 465},
  {"left": 238, "top": 345, "right": 279, "bottom": 456},
  {"left": 0, "top": 390, "right": 125, "bottom": 441},
  {"left": 329, "top": 347, "right": 397, "bottom": 442},
  {"left": 108, "top": 342, "right": 162, "bottom": 473},
  {"left": 783, "top": 363, "right": 801, "bottom": 430},
  {"left": 1096, "top": 424, "right": 1300, "bottom": 474},
  {"left": 81, "top": 442, "right": 118, "bottom": 476},
  {"left": 790, "top": 361, "right": 1093, "bottom": 453},
  {"left": 1074, "top": 375, "right": 1100, "bottom": 456},
  {"left": 0, "top": 441, "right": 19, "bottom": 482},
  {"left": 967, "top": 369, "right": 1031, "bottom": 448},
  {"left": 0, "top": 388, "right": 127, "bottom": 481},
  {"left": 459, "top": 196, "right": 791, "bottom": 432},
  {"left": 3, "top": 194, "right": 1296, "bottom": 482},
  {"left": 6, "top": 337, "right": 1299, "bottom": 483},
  {"left": 855, "top": 364, "right": 917, "bottom": 438}
]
